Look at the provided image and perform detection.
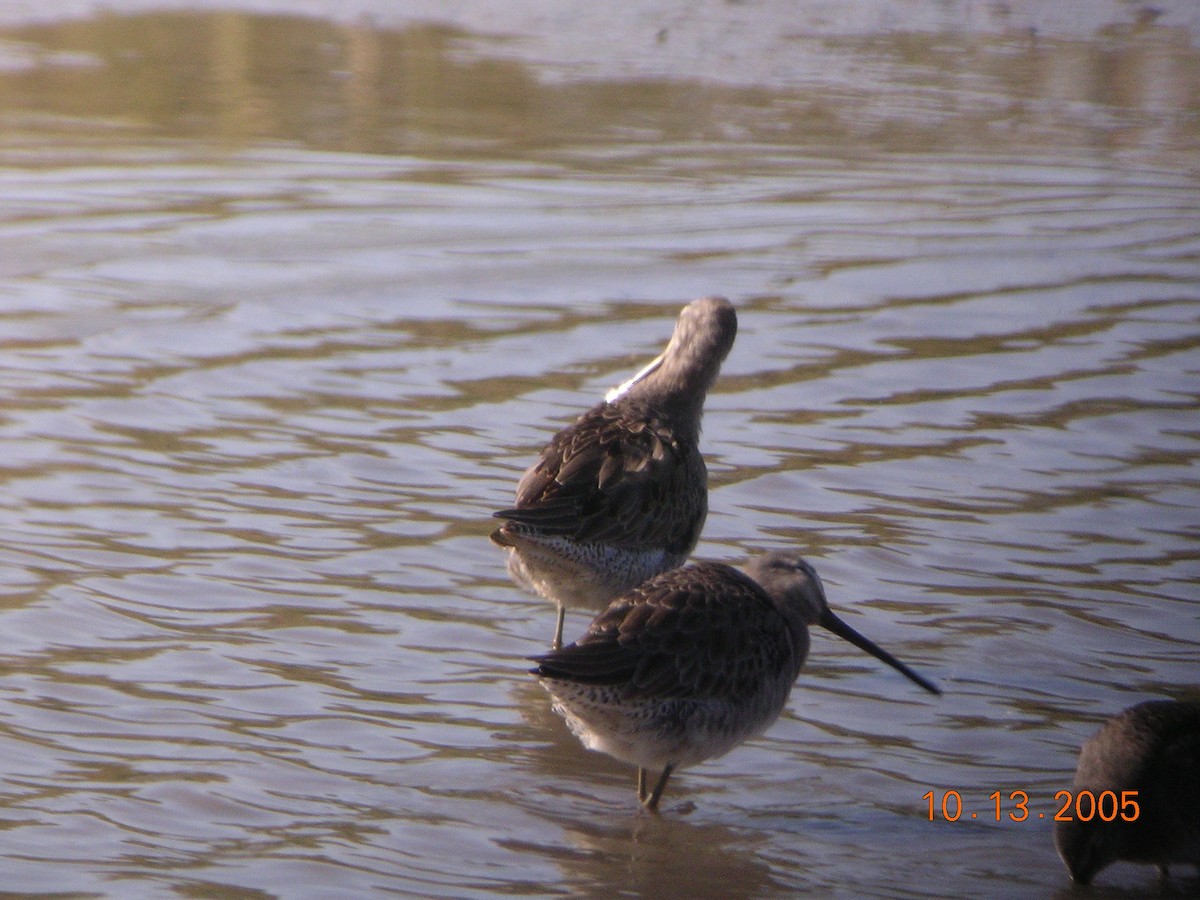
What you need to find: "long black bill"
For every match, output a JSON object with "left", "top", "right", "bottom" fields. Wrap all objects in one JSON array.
[{"left": 818, "top": 608, "right": 941, "bottom": 696}]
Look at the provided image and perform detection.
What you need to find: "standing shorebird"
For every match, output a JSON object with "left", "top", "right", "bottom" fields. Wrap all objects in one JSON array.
[
  {"left": 1054, "top": 699, "right": 1200, "bottom": 887},
  {"left": 492, "top": 297, "right": 737, "bottom": 649},
  {"left": 530, "top": 549, "right": 941, "bottom": 810}
]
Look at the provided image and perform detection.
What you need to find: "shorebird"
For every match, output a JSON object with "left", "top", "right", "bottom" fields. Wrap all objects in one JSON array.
[
  {"left": 1055, "top": 698, "right": 1200, "bottom": 886},
  {"left": 492, "top": 297, "right": 737, "bottom": 649},
  {"left": 530, "top": 549, "right": 941, "bottom": 810}
]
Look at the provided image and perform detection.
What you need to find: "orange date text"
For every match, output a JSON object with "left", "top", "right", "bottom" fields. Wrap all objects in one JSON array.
[{"left": 921, "top": 789, "right": 1140, "bottom": 823}]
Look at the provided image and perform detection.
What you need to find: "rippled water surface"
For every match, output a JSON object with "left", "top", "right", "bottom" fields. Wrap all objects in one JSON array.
[{"left": 1, "top": 3, "right": 1198, "bottom": 897}]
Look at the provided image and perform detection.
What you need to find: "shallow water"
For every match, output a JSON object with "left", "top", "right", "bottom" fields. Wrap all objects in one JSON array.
[{"left": 0, "top": 3, "right": 1198, "bottom": 897}]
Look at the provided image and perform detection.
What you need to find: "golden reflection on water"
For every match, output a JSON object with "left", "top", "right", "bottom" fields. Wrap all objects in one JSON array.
[
  {"left": 0, "top": 10, "right": 1196, "bottom": 162},
  {"left": 0, "top": 5, "right": 1198, "bottom": 898}
]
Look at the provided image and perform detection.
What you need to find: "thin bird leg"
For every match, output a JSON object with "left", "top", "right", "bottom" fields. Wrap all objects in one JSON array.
[
  {"left": 552, "top": 605, "right": 566, "bottom": 650},
  {"left": 642, "top": 765, "right": 675, "bottom": 811},
  {"left": 637, "top": 768, "right": 648, "bottom": 802}
]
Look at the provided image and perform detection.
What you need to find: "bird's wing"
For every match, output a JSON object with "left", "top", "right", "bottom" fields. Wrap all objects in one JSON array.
[
  {"left": 530, "top": 563, "right": 795, "bottom": 702},
  {"left": 494, "top": 399, "right": 705, "bottom": 553}
]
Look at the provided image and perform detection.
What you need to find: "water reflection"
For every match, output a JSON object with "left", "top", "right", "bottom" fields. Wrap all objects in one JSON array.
[
  {"left": 0, "top": 3, "right": 1198, "bottom": 898},
  {"left": 0, "top": 10, "right": 1196, "bottom": 162},
  {"left": 511, "top": 682, "right": 788, "bottom": 895}
]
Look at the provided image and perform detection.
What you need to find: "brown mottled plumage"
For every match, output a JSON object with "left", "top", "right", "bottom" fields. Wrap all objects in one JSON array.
[
  {"left": 492, "top": 297, "right": 737, "bottom": 648},
  {"left": 1055, "top": 699, "right": 1200, "bottom": 886},
  {"left": 531, "top": 549, "right": 940, "bottom": 810}
]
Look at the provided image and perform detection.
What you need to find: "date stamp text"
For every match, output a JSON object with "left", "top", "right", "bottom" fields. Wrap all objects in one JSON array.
[{"left": 922, "top": 789, "right": 1140, "bottom": 822}]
